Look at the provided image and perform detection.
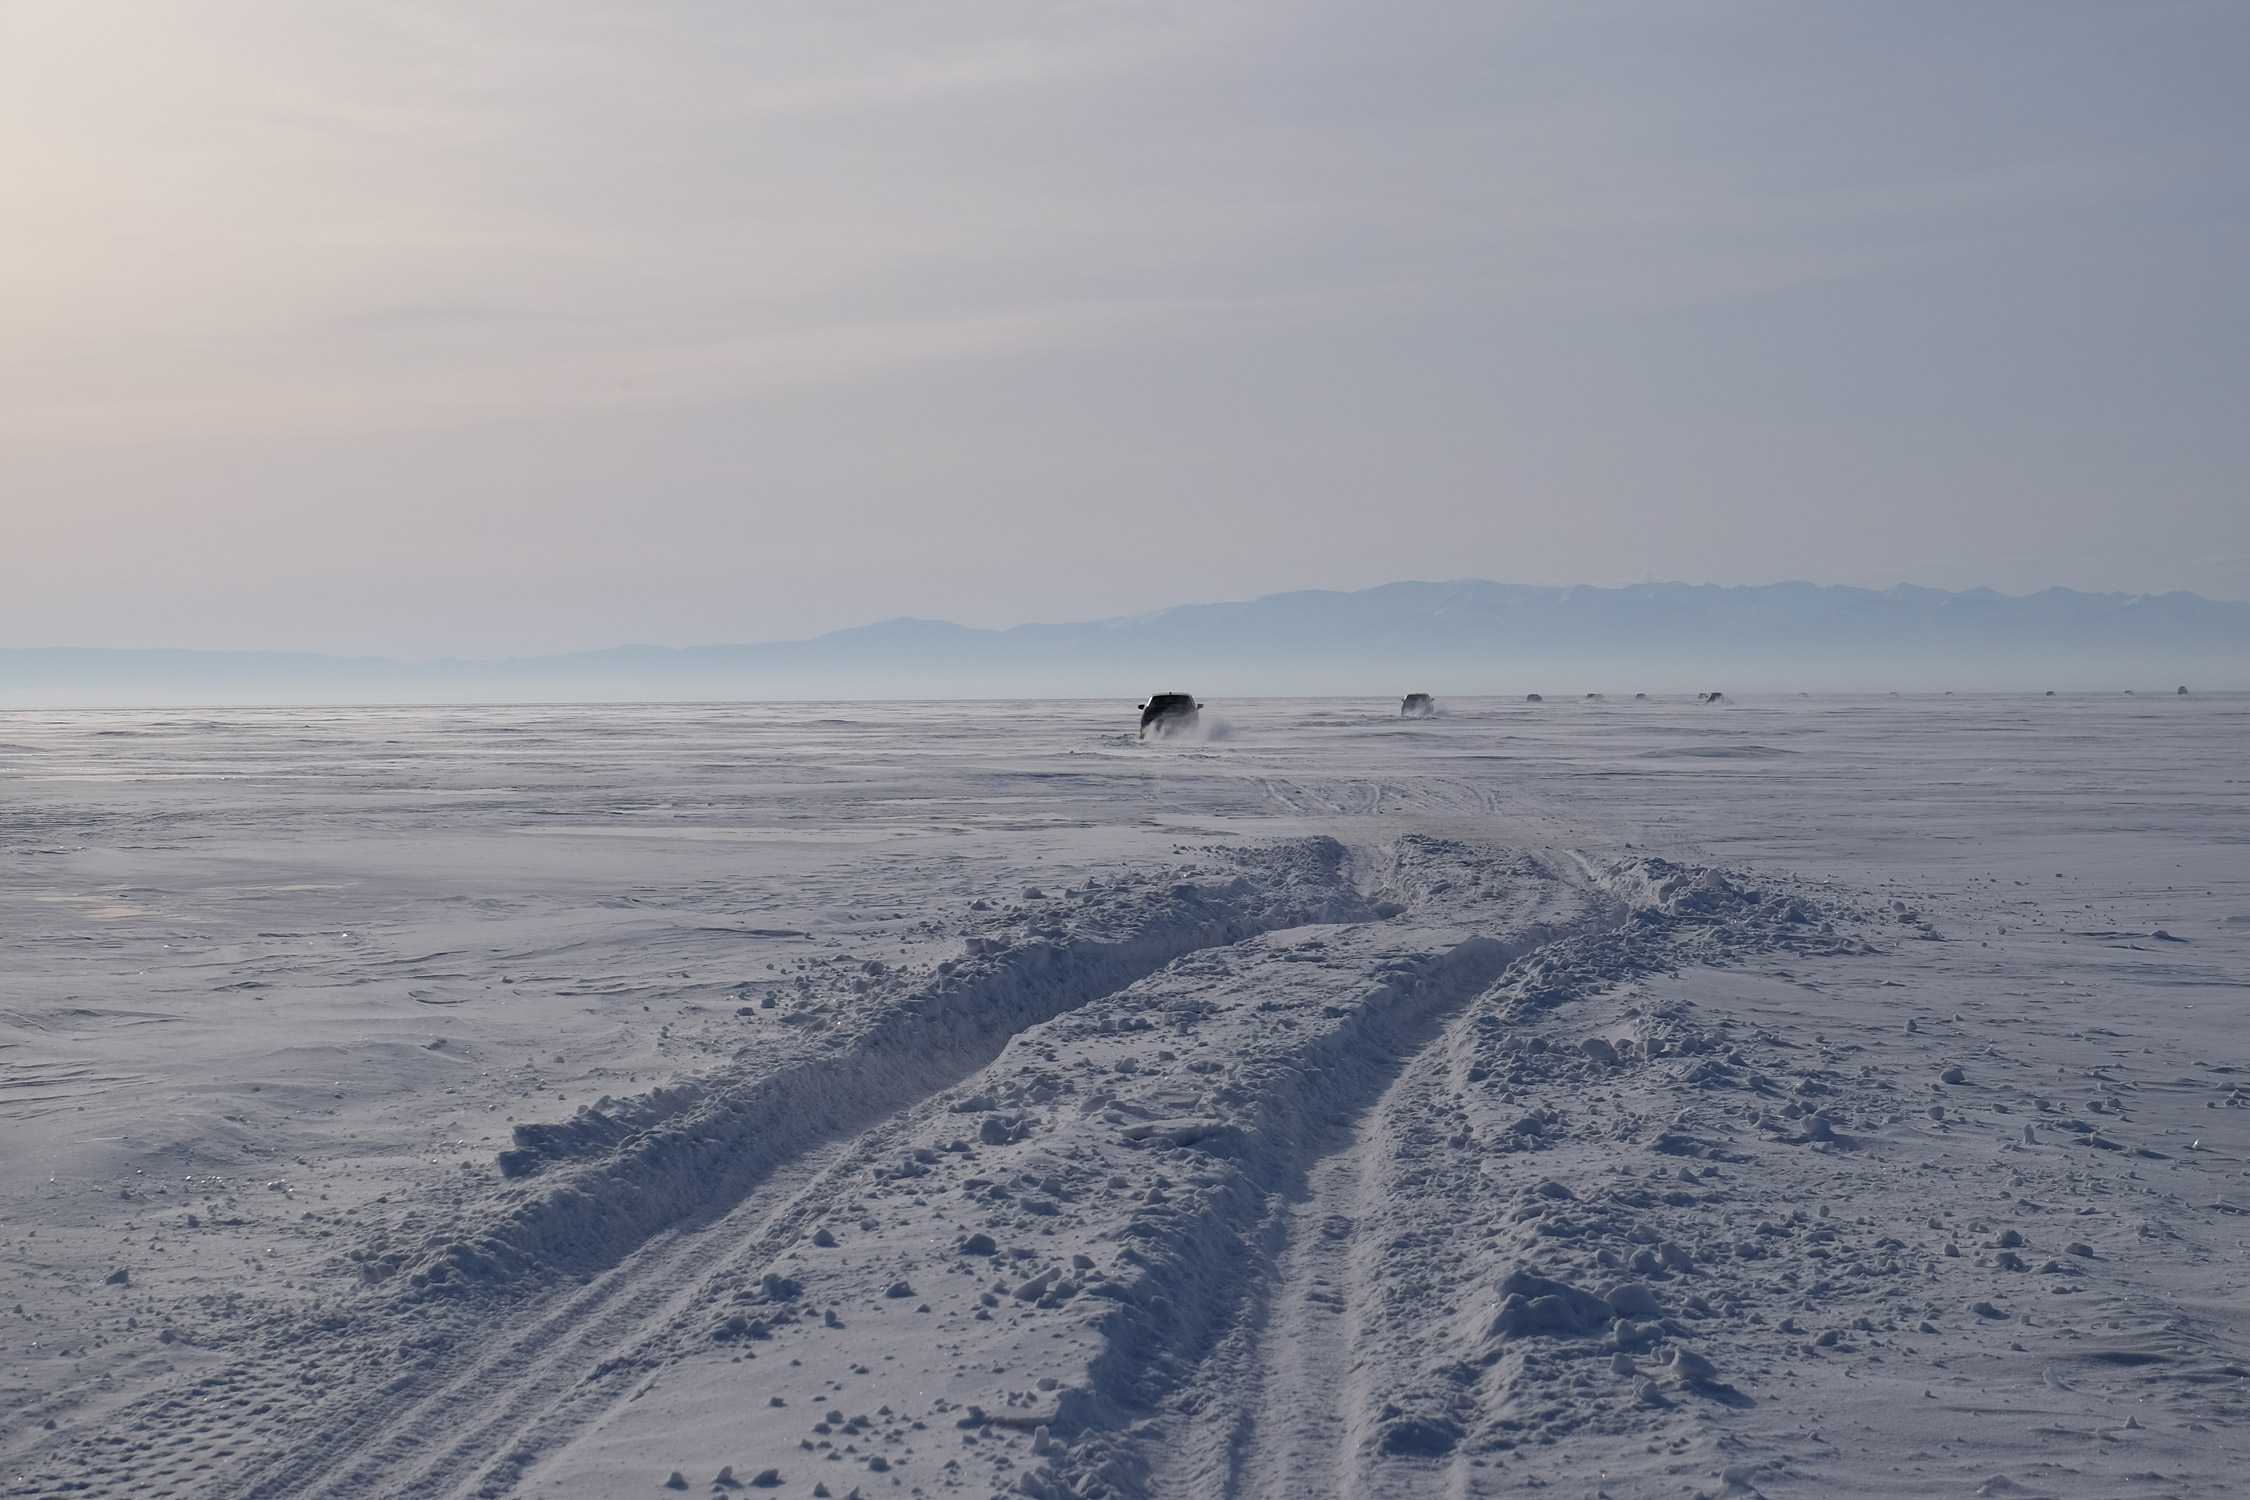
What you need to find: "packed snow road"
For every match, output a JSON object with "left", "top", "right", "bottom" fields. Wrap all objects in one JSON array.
[{"left": 3, "top": 695, "right": 2247, "bottom": 1500}]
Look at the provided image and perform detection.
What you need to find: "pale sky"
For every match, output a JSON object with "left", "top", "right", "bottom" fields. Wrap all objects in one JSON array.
[{"left": 3, "top": 1, "right": 2246, "bottom": 655}]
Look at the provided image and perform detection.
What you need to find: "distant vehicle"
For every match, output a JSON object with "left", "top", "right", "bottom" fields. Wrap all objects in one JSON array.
[
  {"left": 1699, "top": 691, "right": 1725, "bottom": 703},
  {"left": 1401, "top": 693, "right": 1435, "bottom": 718},
  {"left": 1633, "top": 693, "right": 1648, "bottom": 700},
  {"left": 1525, "top": 693, "right": 1544, "bottom": 703},
  {"left": 1138, "top": 693, "right": 1201, "bottom": 739},
  {"left": 1584, "top": 693, "right": 1604, "bottom": 701}
]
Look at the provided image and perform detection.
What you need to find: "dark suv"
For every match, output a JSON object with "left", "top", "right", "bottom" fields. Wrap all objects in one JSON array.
[{"left": 1138, "top": 693, "right": 1201, "bottom": 739}]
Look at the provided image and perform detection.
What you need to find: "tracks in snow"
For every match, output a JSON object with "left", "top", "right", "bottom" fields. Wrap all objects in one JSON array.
[
  {"left": 236, "top": 1139, "right": 851, "bottom": 1500},
  {"left": 24, "top": 838, "right": 1841, "bottom": 1500},
  {"left": 420, "top": 846, "right": 1594, "bottom": 1500},
  {"left": 1158, "top": 852, "right": 1858, "bottom": 1500},
  {"left": 1221, "top": 1091, "right": 1389, "bottom": 1500},
  {"left": 1170, "top": 927, "right": 1529, "bottom": 1500},
  {"left": 78, "top": 841, "right": 1371, "bottom": 1500}
]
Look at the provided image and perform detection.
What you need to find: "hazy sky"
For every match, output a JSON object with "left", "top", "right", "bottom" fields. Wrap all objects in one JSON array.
[{"left": 4, "top": 1, "right": 2246, "bottom": 655}]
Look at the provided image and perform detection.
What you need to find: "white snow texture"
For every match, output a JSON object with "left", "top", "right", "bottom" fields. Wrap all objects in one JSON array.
[{"left": 3, "top": 693, "right": 2246, "bottom": 1500}]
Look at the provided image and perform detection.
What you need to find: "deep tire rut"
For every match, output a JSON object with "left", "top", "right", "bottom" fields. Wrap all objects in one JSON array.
[{"left": 1177, "top": 938, "right": 1530, "bottom": 1500}]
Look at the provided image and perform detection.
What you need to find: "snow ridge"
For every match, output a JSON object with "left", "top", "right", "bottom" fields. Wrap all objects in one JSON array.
[{"left": 397, "top": 840, "right": 1371, "bottom": 1296}]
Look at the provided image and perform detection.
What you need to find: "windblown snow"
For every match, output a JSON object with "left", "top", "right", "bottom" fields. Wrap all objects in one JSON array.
[{"left": 3, "top": 695, "right": 2247, "bottom": 1500}]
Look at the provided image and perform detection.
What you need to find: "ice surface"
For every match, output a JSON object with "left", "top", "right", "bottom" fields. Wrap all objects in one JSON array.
[{"left": 2, "top": 694, "right": 2247, "bottom": 1499}]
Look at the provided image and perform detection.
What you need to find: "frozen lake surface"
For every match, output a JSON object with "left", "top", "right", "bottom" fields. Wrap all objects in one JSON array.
[{"left": 4, "top": 694, "right": 2247, "bottom": 1500}]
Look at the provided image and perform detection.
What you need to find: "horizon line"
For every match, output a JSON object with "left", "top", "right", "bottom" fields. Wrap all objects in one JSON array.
[{"left": 6, "top": 576, "right": 2246, "bottom": 664}]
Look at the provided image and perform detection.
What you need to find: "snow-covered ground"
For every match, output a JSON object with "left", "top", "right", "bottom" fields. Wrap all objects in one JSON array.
[{"left": 3, "top": 694, "right": 2247, "bottom": 1500}]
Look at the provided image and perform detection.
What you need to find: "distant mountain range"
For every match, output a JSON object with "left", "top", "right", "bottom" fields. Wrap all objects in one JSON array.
[{"left": 5, "top": 580, "right": 2245, "bottom": 705}]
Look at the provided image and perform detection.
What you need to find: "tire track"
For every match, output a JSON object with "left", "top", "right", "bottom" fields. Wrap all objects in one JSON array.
[
  {"left": 1224, "top": 1136, "right": 1363, "bottom": 1500},
  {"left": 1157, "top": 855, "right": 1856, "bottom": 1500},
  {"left": 21, "top": 843, "right": 1813, "bottom": 1500},
  {"left": 241, "top": 1140, "right": 852, "bottom": 1500},
  {"left": 1192, "top": 955, "right": 1498, "bottom": 1500},
  {"left": 290, "top": 846, "right": 1655, "bottom": 1500},
  {"left": 189, "top": 846, "right": 1371, "bottom": 1500}
]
